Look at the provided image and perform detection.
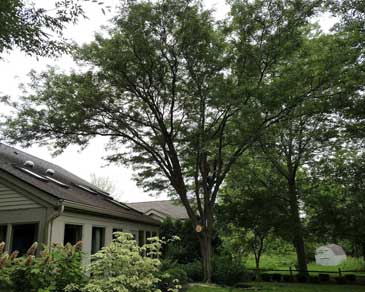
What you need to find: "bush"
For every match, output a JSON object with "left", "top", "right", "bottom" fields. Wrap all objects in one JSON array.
[
  {"left": 318, "top": 273, "right": 330, "bottom": 282},
  {"left": 180, "top": 261, "right": 203, "bottom": 282},
  {"left": 158, "top": 266, "right": 188, "bottom": 292},
  {"left": 335, "top": 276, "right": 347, "bottom": 284},
  {"left": 0, "top": 241, "right": 85, "bottom": 292},
  {"left": 212, "top": 255, "right": 246, "bottom": 286},
  {"left": 345, "top": 274, "right": 356, "bottom": 282},
  {"left": 260, "top": 273, "right": 272, "bottom": 282},
  {"left": 271, "top": 273, "right": 282, "bottom": 282},
  {"left": 282, "top": 275, "right": 293, "bottom": 282},
  {"left": 309, "top": 276, "right": 320, "bottom": 283},
  {"left": 296, "top": 274, "right": 308, "bottom": 283}
]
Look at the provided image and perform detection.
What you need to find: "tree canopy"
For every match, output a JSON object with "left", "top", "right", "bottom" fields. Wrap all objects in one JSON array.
[{"left": 0, "top": 0, "right": 86, "bottom": 57}]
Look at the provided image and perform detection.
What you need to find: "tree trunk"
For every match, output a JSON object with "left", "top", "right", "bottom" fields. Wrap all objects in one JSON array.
[
  {"left": 288, "top": 178, "right": 308, "bottom": 275},
  {"left": 199, "top": 231, "right": 213, "bottom": 283}
]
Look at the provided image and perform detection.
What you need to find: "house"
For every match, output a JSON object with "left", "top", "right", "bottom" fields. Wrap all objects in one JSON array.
[
  {"left": 0, "top": 143, "right": 160, "bottom": 261},
  {"left": 127, "top": 200, "right": 189, "bottom": 221},
  {"left": 315, "top": 244, "right": 347, "bottom": 266}
]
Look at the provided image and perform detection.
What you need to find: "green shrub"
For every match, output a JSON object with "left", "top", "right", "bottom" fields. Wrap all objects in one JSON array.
[
  {"left": 260, "top": 273, "right": 272, "bottom": 282},
  {"left": 340, "top": 257, "right": 365, "bottom": 271},
  {"left": 212, "top": 255, "right": 246, "bottom": 286},
  {"left": 0, "top": 241, "right": 85, "bottom": 292},
  {"left": 318, "top": 273, "right": 330, "bottom": 282},
  {"left": 345, "top": 274, "right": 356, "bottom": 282},
  {"left": 158, "top": 266, "right": 188, "bottom": 292},
  {"left": 180, "top": 261, "right": 203, "bottom": 282},
  {"left": 271, "top": 273, "right": 282, "bottom": 282}
]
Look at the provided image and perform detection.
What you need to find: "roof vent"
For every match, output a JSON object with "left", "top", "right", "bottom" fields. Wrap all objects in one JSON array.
[
  {"left": 46, "top": 169, "right": 55, "bottom": 176},
  {"left": 24, "top": 160, "right": 35, "bottom": 168}
]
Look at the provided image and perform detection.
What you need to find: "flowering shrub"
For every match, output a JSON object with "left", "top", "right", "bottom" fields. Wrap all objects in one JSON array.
[
  {"left": 66, "top": 232, "right": 182, "bottom": 292},
  {"left": 0, "top": 233, "right": 182, "bottom": 292},
  {"left": 0, "top": 241, "right": 85, "bottom": 292}
]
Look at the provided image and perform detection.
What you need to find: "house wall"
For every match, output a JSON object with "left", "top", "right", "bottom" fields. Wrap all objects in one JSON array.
[
  {"left": 0, "top": 180, "right": 49, "bottom": 252},
  {"left": 0, "top": 182, "right": 40, "bottom": 211},
  {"left": 49, "top": 210, "right": 159, "bottom": 264}
]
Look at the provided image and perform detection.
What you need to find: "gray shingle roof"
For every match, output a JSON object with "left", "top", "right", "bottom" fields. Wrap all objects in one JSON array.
[
  {"left": 0, "top": 143, "right": 159, "bottom": 226},
  {"left": 127, "top": 200, "right": 189, "bottom": 220},
  {"left": 326, "top": 244, "right": 346, "bottom": 256}
]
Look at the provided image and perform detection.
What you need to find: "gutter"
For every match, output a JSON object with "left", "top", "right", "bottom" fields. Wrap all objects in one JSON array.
[{"left": 47, "top": 199, "right": 64, "bottom": 248}]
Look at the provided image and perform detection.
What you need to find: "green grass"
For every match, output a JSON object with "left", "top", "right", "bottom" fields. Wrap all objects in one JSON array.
[
  {"left": 187, "top": 282, "right": 365, "bottom": 292},
  {"left": 244, "top": 254, "right": 365, "bottom": 276}
]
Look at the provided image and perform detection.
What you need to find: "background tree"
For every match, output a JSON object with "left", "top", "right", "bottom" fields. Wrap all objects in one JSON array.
[
  {"left": 217, "top": 153, "right": 287, "bottom": 270},
  {"left": 0, "top": 0, "right": 86, "bottom": 57},
  {"left": 1, "top": 0, "right": 338, "bottom": 281},
  {"left": 306, "top": 149, "right": 365, "bottom": 260},
  {"left": 89, "top": 173, "right": 116, "bottom": 195}
]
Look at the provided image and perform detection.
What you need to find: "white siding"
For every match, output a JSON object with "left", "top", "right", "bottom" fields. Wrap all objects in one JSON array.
[
  {"left": 0, "top": 182, "right": 40, "bottom": 211},
  {"left": 50, "top": 211, "right": 159, "bottom": 264}
]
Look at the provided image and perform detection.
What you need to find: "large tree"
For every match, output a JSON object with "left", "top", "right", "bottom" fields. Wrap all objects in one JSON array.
[{"left": 1, "top": 0, "right": 330, "bottom": 281}]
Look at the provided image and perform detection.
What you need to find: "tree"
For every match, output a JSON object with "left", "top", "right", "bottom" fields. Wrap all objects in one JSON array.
[
  {"left": 306, "top": 150, "right": 365, "bottom": 260},
  {"left": 89, "top": 173, "right": 116, "bottom": 195},
  {"left": 217, "top": 153, "right": 288, "bottom": 270},
  {"left": 0, "top": 0, "right": 86, "bottom": 57},
  {"left": 2, "top": 0, "right": 329, "bottom": 281}
]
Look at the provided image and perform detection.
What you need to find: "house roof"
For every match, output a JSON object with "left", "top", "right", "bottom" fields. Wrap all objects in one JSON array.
[
  {"left": 0, "top": 143, "right": 159, "bottom": 226},
  {"left": 127, "top": 200, "right": 189, "bottom": 220}
]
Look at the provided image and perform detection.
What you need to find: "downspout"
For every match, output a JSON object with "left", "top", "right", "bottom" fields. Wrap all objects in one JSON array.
[{"left": 47, "top": 199, "right": 64, "bottom": 249}]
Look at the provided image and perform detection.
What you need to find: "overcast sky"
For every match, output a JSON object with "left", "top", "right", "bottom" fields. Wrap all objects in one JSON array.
[{"left": 0, "top": 1, "right": 335, "bottom": 203}]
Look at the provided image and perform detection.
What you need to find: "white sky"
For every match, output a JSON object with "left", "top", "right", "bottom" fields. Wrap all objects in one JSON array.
[{"left": 0, "top": 0, "right": 335, "bottom": 203}]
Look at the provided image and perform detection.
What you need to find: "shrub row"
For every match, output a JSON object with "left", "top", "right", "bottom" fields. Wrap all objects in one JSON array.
[{"left": 260, "top": 272, "right": 358, "bottom": 284}]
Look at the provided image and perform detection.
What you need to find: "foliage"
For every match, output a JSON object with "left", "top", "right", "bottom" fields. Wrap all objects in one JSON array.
[
  {"left": 66, "top": 232, "right": 182, "bottom": 292},
  {"left": 160, "top": 219, "right": 201, "bottom": 264},
  {"left": 0, "top": 0, "right": 85, "bottom": 57},
  {"left": 306, "top": 150, "right": 365, "bottom": 258},
  {"left": 212, "top": 254, "right": 246, "bottom": 286},
  {"left": 158, "top": 260, "right": 188, "bottom": 292},
  {"left": 179, "top": 261, "right": 203, "bottom": 283},
  {"left": 0, "top": 241, "right": 85, "bottom": 292},
  {"left": 217, "top": 152, "right": 289, "bottom": 269}
]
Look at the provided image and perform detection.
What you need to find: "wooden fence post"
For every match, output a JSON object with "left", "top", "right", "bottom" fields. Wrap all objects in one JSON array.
[
  {"left": 289, "top": 266, "right": 293, "bottom": 278},
  {"left": 338, "top": 268, "right": 342, "bottom": 277}
]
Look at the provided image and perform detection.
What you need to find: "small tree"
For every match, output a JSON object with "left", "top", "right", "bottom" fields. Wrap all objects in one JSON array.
[{"left": 217, "top": 153, "right": 287, "bottom": 270}]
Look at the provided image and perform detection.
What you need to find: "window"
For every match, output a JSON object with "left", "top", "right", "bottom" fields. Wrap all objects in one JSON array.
[
  {"left": 64, "top": 224, "right": 83, "bottom": 245},
  {"left": 112, "top": 228, "right": 123, "bottom": 239},
  {"left": 152, "top": 231, "right": 157, "bottom": 238},
  {"left": 11, "top": 223, "right": 38, "bottom": 255},
  {"left": 0, "top": 225, "right": 7, "bottom": 243},
  {"left": 146, "top": 231, "right": 151, "bottom": 241},
  {"left": 138, "top": 230, "right": 145, "bottom": 247},
  {"left": 91, "top": 227, "right": 105, "bottom": 254}
]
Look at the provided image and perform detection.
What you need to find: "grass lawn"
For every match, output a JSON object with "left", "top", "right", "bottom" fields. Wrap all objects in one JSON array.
[{"left": 187, "top": 283, "right": 365, "bottom": 292}]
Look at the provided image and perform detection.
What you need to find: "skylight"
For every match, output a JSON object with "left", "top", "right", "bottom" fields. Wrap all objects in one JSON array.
[
  {"left": 75, "top": 184, "right": 99, "bottom": 195},
  {"left": 45, "top": 176, "right": 69, "bottom": 188},
  {"left": 17, "top": 167, "right": 48, "bottom": 182}
]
